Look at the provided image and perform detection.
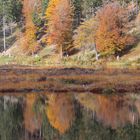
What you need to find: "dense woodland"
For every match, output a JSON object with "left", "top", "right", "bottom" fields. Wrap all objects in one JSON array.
[{"left": 0, "top": 0, "right": 140, "bottom": 66}]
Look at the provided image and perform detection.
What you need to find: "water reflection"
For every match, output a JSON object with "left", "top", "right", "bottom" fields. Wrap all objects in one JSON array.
[
  {"left": 24, "top": 94, "right": 42, "bottom": 133},
  {"left": 0, "top": 93, "right": 140, "bottom": 140},
  {"left": 76, "top": 94, "right": 140, "bottom": 128},
  {"left": 46, "top": 93, "right": 75, "bottom": 134}
]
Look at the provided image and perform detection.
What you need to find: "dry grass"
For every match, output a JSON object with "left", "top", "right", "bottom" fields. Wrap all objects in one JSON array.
[{"left": 0, "top": 66, "right": 140, "bottom": 94}]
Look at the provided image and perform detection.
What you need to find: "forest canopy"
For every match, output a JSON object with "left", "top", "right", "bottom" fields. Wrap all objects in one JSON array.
[{"left": 0, "top": 0, "right": 140, "bottom": 65}]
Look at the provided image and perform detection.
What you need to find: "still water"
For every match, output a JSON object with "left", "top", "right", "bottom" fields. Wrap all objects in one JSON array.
[{"left": 0, "top": 92, "right": 140, "bottom": 140}]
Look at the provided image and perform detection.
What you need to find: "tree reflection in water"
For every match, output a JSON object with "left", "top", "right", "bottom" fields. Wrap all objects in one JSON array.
[
  {"left": 46, "top": 93, "right": 75, "bottom": 134},
  {"left": 0, "top": 93, "right": 140, "bottom": 140},
  {"left": 76, "top": 93, "right": 140, "bottom": 129},
  {"left": 24, "top": 93, "right": 42, "bottom": 134}
]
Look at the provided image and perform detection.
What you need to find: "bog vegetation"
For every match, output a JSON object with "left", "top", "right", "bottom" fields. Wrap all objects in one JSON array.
[{"left": 0, "top": 0, "right": 140, "bottom": 67}]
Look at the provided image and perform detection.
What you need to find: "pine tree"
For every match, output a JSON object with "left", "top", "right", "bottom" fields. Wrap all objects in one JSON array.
[{"left": 0, "top": 0, "right": 22, "bottom": 51}]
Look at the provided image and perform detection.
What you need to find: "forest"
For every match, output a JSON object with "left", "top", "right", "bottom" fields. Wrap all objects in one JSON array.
[{"left": 0, "top": 0, "right": 140, "bottom": 67}]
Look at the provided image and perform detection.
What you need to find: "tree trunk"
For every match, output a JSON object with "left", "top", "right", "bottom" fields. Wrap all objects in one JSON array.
[
  {"left": 60, "top": 45, "right": 63, "bottom": 59},
  {"left": 95, "top": 46, "right": 99, "bottom": 61},
  {"left": 94, "top": 40, "right": 99, "bottom": 61},
  {"left": 3, "top": 2, "right": 6, "bottom": 51},
  {"left": 10, "top": 21, "right": 13, "bottom": 35}
]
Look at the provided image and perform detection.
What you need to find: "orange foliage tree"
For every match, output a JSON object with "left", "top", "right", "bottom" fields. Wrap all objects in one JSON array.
[
  {"left": 22, "top": 0, "right": 38, "bottom": 55},
  {"left": 45, "top": 0, "right": 73, "bottom": 58},
  {"left": 96, "top": 2, "right": 135, "bottom": 56}
]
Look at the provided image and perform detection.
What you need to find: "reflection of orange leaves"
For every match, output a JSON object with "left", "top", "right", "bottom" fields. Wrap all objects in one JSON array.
[
  {"left": 96, "top": 95, "right": 138, "bottom": 128},
  {"left": 24, "top": 94, "right": 42, "bottom": 133},
  {"left": 46, "top": 94, "right": 75, "bottom": 134},
  {"left": 77, "top": 94, "right": 139, "bottom": 129},
  {"left": 76, "top": 93, "right": 97, "bottom": 111}
]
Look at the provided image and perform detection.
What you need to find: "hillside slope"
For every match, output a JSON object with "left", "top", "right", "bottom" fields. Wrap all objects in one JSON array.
[{"left": 122, "top": 43, "right": 140, "bottom": 61}]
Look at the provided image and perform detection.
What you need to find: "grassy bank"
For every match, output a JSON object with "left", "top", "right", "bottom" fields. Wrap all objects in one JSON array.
[
  {"left": 0, "top": 43, "right": 140, "bottom": 68},
  {"left": 0, "top": 55, "right": 140, "bottom": 69}
]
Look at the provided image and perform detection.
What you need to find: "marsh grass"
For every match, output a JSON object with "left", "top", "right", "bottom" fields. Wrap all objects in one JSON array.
[{"left": 0, "top": 67, "right": 139, "bottom": 94}]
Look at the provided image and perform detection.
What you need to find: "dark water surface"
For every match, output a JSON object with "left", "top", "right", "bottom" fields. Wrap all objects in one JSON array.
[{"left": 0, "top": 92, "right": 140, "bottom": 140}]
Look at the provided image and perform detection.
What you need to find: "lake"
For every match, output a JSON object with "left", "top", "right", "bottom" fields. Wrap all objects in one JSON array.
[{"left": 0, "top": 66, "right": 140, "bottom": 140}]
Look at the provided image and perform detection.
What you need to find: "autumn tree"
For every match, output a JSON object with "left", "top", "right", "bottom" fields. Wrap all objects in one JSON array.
[
  {"left": 74, "top": 17, "right": 99, "bottom": 60},
  {"left": 45, "top": 0, "right": 73, "bottom": 58},
  {"left": 96, "top": 2, "right": 135, "bottom": 56},
  {"left": 22, "top": 0, "right": 38, "bottom": 55}
]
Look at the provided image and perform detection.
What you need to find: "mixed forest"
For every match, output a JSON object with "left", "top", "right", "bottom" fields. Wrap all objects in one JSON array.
[{"left": 0, "top": 0, "right": 140, "bottom": 67}]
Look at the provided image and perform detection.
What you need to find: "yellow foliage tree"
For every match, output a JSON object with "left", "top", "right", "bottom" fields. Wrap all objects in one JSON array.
[
  {"left": 22, "top": 0, "right": 38, "bottom": 55},
  {"left": 74, "top": 17, "right": 99, "bottom": 60},
  {"left": 45, "top": 0, "right": 60, "bottom": 19}
]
